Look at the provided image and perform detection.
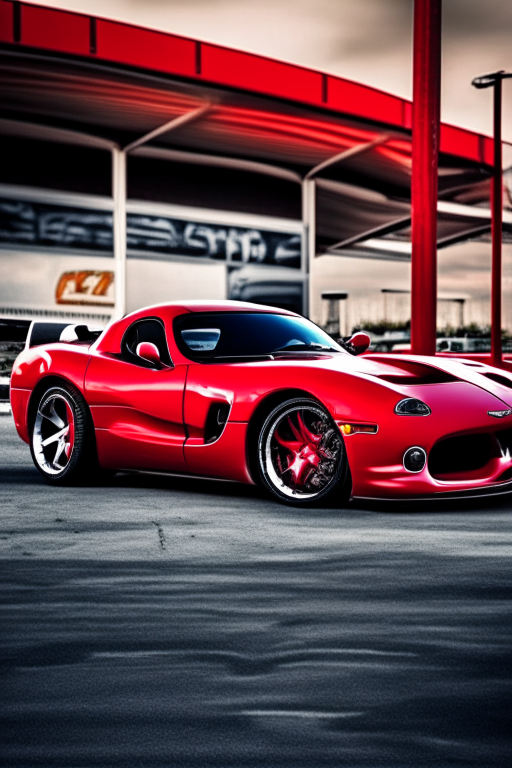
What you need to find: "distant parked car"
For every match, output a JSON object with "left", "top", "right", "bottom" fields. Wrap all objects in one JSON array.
[{"left": 437, "top": 337, "right": 491, "bottom": 353}]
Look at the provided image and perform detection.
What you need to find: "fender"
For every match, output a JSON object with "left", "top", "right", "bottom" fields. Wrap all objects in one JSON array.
[{"left": 10, "top": 344, "right": 91, "bottom": 443}]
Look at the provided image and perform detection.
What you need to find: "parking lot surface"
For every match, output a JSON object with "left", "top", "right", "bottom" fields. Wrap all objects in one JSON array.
[{"left": 1, "top": 415, "right": 512, "bottom": 767}]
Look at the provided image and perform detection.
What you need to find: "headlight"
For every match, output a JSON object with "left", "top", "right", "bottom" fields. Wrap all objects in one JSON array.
[{"left": 395, "top": 398, "right": 431, "bottom": 416}]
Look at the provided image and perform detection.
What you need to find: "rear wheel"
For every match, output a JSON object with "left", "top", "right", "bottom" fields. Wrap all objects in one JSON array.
[
  {"left": 30, "top": 383, "right": 100, "bottom": 485},
  {"left": 257, "top": 397, "right": 349, "bottom": 506}
]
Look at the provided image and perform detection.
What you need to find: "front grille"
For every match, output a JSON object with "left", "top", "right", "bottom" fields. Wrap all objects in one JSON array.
[
  {"left": 429, "top": 433, "right": 495, "bottom": 478},
  {"left": 496, "top": 429, "right": 512, "bottom": 456},
  {"left": 429, "top": 429, "right": 512, "bottom": 479}
]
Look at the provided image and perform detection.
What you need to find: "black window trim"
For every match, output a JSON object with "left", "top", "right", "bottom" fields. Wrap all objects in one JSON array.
[{"left": 121, "top": 316, "right": 174, "bottom": 369}]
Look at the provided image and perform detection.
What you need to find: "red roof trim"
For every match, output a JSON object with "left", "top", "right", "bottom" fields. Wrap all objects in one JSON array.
[
  {"left": 0, "top": 0, "right": 501, "bottom": 166},
  {"left": 0, "top": 0, "right": 14, "bottom": 44}
]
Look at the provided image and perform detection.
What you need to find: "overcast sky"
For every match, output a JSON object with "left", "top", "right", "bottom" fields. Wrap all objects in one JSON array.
[
  {"left": 30, "top": 1, "right": 512, "bottom": 321},
  {"left": 35, "top": 0, "right": 512, "bottom": 142}
]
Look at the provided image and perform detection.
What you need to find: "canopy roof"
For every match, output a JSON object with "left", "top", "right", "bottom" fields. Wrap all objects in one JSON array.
[{"left": 1, "top": 0, "right": 510, "bottom": 257}]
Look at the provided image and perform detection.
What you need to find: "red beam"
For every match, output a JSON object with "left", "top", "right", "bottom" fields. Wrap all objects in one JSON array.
[
  {"left": 410, "top": 0, "right": 442, "bottom": 356},
  {"left": 491, "top": 78, "right": 503, "bottom": 367}
]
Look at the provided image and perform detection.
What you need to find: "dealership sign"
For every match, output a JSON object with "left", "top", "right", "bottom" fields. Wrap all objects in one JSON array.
[
  {"left": 0, "top": 198, "right": 301, "bottom": 268},
  {"left": 55, "top": 271, "right": 114, "bottom": 306}
]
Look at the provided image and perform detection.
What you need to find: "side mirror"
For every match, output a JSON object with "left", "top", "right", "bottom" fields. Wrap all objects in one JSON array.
[
  {"left": 342, "top": 332, "right": 371, "bottom": 356},
  {"left": 136, "top": 341, "right": 162, "bottom": 367}
]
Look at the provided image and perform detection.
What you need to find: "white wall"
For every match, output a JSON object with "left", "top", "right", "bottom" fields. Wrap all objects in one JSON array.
[{"left": 126, "top": 258, "right": 227, "bottom": 313}]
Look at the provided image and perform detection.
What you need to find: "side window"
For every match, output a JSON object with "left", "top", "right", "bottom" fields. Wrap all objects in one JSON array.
[{"left": 121, "top": 318, "right": 173, "bottom": 367}]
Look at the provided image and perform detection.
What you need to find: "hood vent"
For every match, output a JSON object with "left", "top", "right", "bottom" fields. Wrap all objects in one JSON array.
[
  {"left": 367, "top": 359, "right": 459, "bottom": 386},
  {"left": 483, "top": 372, "right": 512, "bottom": 390}
]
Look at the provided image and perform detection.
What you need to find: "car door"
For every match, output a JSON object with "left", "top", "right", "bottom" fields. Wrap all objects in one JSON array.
[{"left": 86, "top": 316, "right": 187, "bottom": 471}]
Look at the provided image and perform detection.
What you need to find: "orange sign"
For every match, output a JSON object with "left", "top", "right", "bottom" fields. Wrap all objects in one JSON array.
[{"left": 56, "top": 271, "right": 114, "bottom": 306}]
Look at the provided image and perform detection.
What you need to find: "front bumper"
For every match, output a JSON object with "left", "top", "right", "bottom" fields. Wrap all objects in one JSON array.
[
  {"left": 353, "top": 477, "right": 512, "bottom": 502},
  {"left": 342, "top": 382, "right": 512, "bottom": 500}
]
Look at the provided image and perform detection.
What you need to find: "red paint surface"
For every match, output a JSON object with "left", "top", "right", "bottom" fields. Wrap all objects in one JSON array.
[
  {"left": 410, "top": 0, "right": 441, "bottom": 356},
  {"left": 0, "top": 0, "right": 13, "bottom": 43},
  {"left": 10, "top": 302, "right": 512, "bottom": 498},
  {"left": 184, "top": 423, "right": 252, "bottom": 484},
  {"left": 201, "top": 43, "right": 324, "bottom": 107},
  {"left": 9, "top": 343, "right": 91, "bottom": 444},
  {"left": 327, "top": 77, "right": 403, "bottom": 127},
  {"left": 436, "top": 353, "right": 512, "bottom": 372},
  {"left": 96, "top": 19, "right": 196, "bottom": 78},
  {"left": 9, "top": 388, "right": 30, "bottom": 443},
  {"left": 21, "top": 4, "right": 90, "bottom": 56},
  {"left": 86, "top": 355, "right": 187, "bottom": 471},
  {"left": 440, "top": 124, "right": 481, "bottom": 163},
  {"left": 10, "top": 343, "right": 90, "bottom": 395},
  {"left": 1, "top": 0, "right": 506, "bottom": 168}
]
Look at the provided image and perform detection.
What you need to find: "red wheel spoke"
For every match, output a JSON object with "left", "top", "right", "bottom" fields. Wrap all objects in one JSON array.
[
  {"left": 267, "top": 403, "right": 341, "bottom": 498},
  {"left": 274, "top": 429, "right": 302, "bottom": 452},
  {"left": 295, "top": 458, "right": 312, "bottom": 486},
  {"left": 297, "top": 411, "right": 321, "bottom": 445},
  {"left": 286, "top": 414, "right": 304, "bottom": 443},
  {"left": 287, "top": 455, "right": 306, "bottom": 485},
  {"left": 287, "top": 451, "right": 321, "bottom": 487}
]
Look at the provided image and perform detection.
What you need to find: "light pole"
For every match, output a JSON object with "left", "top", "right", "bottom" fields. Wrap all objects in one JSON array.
[
  {"left": 472, "top": 71, "right": 512, "bottom": 368},
  {"left": 321, "top": 291, "right": 348, "bottom": 337}
]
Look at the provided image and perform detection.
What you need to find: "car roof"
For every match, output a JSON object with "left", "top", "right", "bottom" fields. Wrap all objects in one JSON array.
[
  {"left": 94, "top": 300, "right": 300, "bottom": 357},
  {"left": 129, "top": 300, "right": 299, "bottom": 317}
]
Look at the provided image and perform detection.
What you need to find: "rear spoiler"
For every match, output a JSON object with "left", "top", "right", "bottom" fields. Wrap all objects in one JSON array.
[{"left": 26, "top": 322, "right": 102, "bottom": 349}]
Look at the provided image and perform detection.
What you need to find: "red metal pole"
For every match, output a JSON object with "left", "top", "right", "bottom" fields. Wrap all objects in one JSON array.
[
  {"left": 411, "top": 0, "right": 442, "bottom": 356},
  {"left": 491, "top": 78, "right": 503, "bottom": 367}
]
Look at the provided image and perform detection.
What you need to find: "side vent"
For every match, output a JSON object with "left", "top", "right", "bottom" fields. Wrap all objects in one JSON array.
[{"left": 204, "top": 402, "right": 231, "bottom": 444}]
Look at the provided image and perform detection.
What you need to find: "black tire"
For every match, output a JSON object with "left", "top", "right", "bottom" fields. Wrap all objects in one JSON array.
[
  {"left": 29, "top": 382, "right": 102, "bottom": 485},
  {"left": 257, "top": 397, "right": 350, "bottom": 506}
]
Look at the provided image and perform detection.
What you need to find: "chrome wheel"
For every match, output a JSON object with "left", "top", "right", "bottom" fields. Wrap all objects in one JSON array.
[
  {"left": 258, "top": 399, "right": 347, "bottom": 504},
  {"left": 32, "top": 391, "right": 75, "bottom": 476}
]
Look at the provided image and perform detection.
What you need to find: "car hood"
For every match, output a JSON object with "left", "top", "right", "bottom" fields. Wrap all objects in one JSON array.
[{"left": 344, "top": 353, "right": 512, "bottom": 408}]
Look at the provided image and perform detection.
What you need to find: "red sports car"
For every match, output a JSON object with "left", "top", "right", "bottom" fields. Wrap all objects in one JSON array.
[{"left": 10, "top": 301, "right": 512, "bottom": 504}]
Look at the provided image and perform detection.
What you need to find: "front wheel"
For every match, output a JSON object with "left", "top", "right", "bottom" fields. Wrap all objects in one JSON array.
[
  {"left": 257, "top": 398, "right": 350, "bottom": 506},
  {"left": 30, "top": 383, "right": 99, "bottom": 485}
]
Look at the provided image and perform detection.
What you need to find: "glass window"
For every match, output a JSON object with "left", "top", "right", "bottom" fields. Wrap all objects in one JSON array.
[
  {"left": 122, "top": 318, "right": 173, "bottom": 367},
  {"left": 174, "top": 312, "right": 345, "bottom": 360},
  {"left": 181, "top": 328, "right": 221, "bottom": 352}
]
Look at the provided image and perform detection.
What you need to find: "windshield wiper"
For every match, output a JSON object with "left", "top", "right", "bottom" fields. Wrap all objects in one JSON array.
[
  {"left": 202, "top": 354, "right": 275, "bottom": 363},
  {"left": 272, "top": 343, "right": 339, "bottom": 353}
]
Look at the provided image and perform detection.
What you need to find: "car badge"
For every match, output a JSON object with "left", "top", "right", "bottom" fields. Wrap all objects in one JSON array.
[{"left": 488, "top": 409, "right": 512, "bottom": 418}]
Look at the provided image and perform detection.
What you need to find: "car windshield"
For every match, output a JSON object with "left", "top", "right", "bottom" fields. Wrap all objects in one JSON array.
[{"left": 175, "top": 312, "right": 344, "bottom": 359}]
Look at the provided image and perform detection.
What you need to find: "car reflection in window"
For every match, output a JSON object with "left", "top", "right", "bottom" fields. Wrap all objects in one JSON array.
[{"left": 181, "top": 328, "right": 221, "bottom": 352}]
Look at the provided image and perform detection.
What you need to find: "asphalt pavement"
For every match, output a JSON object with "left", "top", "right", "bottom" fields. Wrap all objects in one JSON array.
[{"left": 1, "top": 414, "right": 512, "bottom": 767}]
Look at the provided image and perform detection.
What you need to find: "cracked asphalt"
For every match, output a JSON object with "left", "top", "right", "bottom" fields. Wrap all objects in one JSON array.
[{"left": 1, "top": 415, "right": 512, "bottom": 767}]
